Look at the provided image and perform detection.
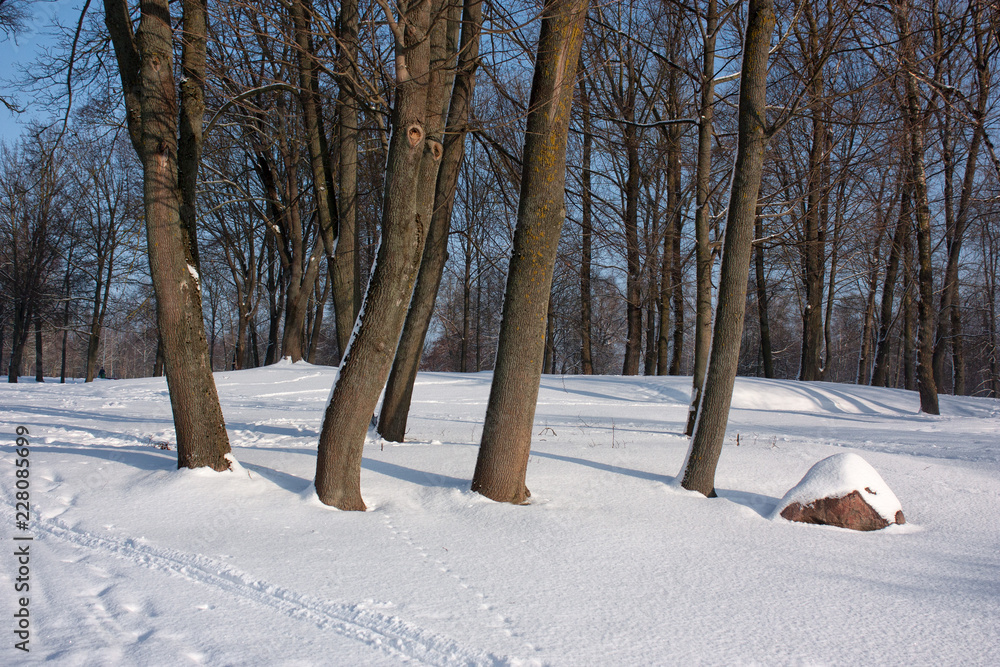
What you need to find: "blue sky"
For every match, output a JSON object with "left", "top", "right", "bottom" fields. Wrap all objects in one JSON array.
[{"left": 1, "top": 0, "right": 86, "bottom": 145}]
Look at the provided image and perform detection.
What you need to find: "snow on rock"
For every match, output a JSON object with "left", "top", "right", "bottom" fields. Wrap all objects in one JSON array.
[{"left": 773, "top": 452, "right": 905, "bottom": 531}]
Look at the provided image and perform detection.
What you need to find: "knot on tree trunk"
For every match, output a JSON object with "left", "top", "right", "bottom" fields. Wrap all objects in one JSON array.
[
  {"left": 406, "top": 123, "right": 424, "bottom": 148},
  {"left": 427, "top": 139, "right": 443, "bottom": 161}
]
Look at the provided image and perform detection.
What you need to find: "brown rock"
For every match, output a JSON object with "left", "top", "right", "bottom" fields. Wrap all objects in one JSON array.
[{"left": 780, "top": 490, "right": 905, "bottom": 532}]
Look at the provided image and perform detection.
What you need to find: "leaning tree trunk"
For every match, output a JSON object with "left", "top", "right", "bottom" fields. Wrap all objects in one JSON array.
[
  {"left": 471, "top": 0, "right": 590, "bottom": 504},
  {"left": 378, "top": 0, "right": 477, "bottom": 443},
  {"left": 104, "top": 0, "right": 231, "bottom": 470},
  {"left": 315, "top": 1, "right": 434, "bottom": 510},
  {"left": 685, "top": 0, "right": 719, "bottom": 435},
  {"left": 895, "top": 0, "right": 939, "bottom": 414},
  {"left": 680, "top": 0, "right": 774, "bottom": 497}
]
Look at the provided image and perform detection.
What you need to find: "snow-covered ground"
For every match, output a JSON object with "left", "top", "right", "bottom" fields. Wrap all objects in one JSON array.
[{"left": 2, "top": 362, "right": 999, "bottom": 665}]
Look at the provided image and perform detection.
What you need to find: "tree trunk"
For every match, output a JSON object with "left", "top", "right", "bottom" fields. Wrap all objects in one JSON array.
[
  {"left": 622, "top": 122, "right": 642, "bottom": 376},
  {"left": 857, "top": 263, "right": 879, "bottom": 385},
  {"left": 307, "top": 272, "right": 330, "bottom": 363},
  {"left": 754, "top": 212, "right": 775, "bottom": 378},
  {"left": 902, "top": 231, "right": 916, "bottom": 391},
  {"left": 105, "top": 0, "right": 232, "bottom": 470},
  {"left": 471, "top": 0, "right": 589, "bottom": 504},
  {"left": 86, "top": 247, "right": 115, "bottom": 382},
  {"left": 461, "top": 236, "right": 473, "bottom": 372},
  {"left": 680, "top": 0, "right": 774, "bottom": 497},
  {"left": 798, "top": 9, "right": 827, "bottom": 383},
  {"left": 685, "top": 0, "right": 718, "bottom": 435},
  {"left": 644, "top": 221, "right": 657, "bottom": 376},
  {"left": 872, "top": 179, "right": 911, "bottom": 387},
  {"left": 669, "top": 176, "right": 684, "bottom": 376},
  {"left": 60, "top": 248, "right": 73, "bottom": 383},
  {"left": 579, "top": 73, "right": 595, "bottom": 375},
  {"left": 289, "top": 0, "right": 337, "bottom": 364},
  {"left": 33, "top": 312, "right": 43, "bottom": 382},
  {"left": 895, "top": 0, "right": 939, "bottom": 414},
  {"left": 332, "top": 0, "right": 362, "bottom": 357},
  {"left": 985, "top": 221, "right": 999, "bottom": 397},
  {"left": 933, "top": 7, "right": 989, "bottom": 396},
  {"left": 7, "top": 297, "right": 29, "bottom": 383},
  {"left": 379, "top": 0, "right": 477, "bottom": 442},
  {"left": 315, "top": 0, "right": 435, "bottom": 510},
  {"left": 820, "top": 177, "right": 842, "bottom": 380},
  {"left": 657, "top": 197, "right": 673, "bottom": 375},
  {"left": 667, "top": 102, "right": 685, "bottom": 376}
]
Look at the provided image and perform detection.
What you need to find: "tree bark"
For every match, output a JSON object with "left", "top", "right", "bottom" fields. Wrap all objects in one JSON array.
[
  {"left": 332, "top": 0, "right": 362, "bottom": 357},
  {"left": 622, "top": 122, "right": 642, "bottom": 376},
  {"left": 579, "top": 73, "right": 595, "bottom": 375},
  {"left": 680, "top": 0, "right": 774, "bottom": 497},
  {"left": 895, "top": 0, "right": 939, "bottom": 414},
  {"left": 104, "top": 0, "right": 231, "bottom": 470},
  {"left": 932, "top": 5, "right": 990, "bottom": 396},
  {"left": 33, "top": 311, "right": 43, "bottom": 382},
  {"left": 471, "top": 0, "right": 589, "bottom": 504},
  {"left": 378, "top": 0, "right": 477, "bottom": 442},
  {"left": 754, "top": 212, "right": 774, "bottom": 378},
  {"left": 315, "top": 0, "right": 435, "bottom": 510},
  {"left": 798, "top": 5, "right": 827, "bottom": 382},
  {"left": 289, "top": 0, "right": 337, "bottom": 364},
  {"left": 686, "top": 0, "right": 718, "bottom": 435},
  {"left": 60, "top": 247, "right": 73, "bottom": 383}
]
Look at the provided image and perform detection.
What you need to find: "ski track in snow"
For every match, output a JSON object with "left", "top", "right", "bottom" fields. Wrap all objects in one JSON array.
[{"left": 0, "top": 496, "right": 516, "bottom": 667}]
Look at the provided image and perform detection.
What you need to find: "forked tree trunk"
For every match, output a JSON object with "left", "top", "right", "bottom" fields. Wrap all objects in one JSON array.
[
  {"left": 686, "top": 0, "right": 719, "bottom": 435},
  {"left": 895, "top": 0, "right": 939, "bottom": 414},
  {"left": 378, "top": 0, "right": 477, "bottom": 442},
  {"left": 315, "top": 1, "right": 435, "bottom": 510},
  {"left": 680, "top": 0, "right": 774, "bottom": 497},
  {"left": 105, "top": 0, "right": 231, "bottom": 470},
  {"left": 471, "top": 0, "right": 590, "bottom": 504}
]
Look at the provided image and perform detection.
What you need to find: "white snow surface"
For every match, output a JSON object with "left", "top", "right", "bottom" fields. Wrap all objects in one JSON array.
[
  {"left": 773, "top": 452, "right": 904, "bottom": 522},
  {"left": 2, "top": 366, "right": 1000, "bottom": 665}
]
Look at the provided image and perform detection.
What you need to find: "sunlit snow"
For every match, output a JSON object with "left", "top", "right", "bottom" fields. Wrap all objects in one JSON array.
[{"left": 2, "top": 365, "right": 998, "bottom": 665}]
